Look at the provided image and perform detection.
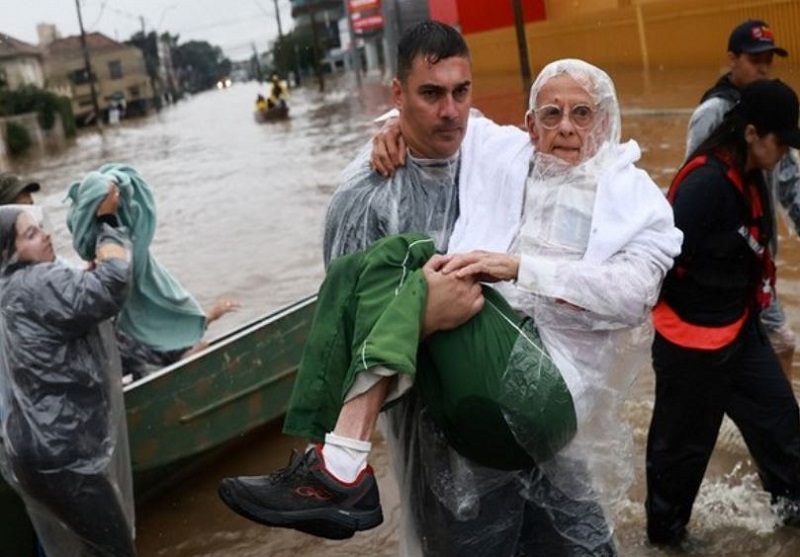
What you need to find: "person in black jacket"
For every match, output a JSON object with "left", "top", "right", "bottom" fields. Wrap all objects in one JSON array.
[
  {"left": 685, "top": 20, "right": 800, "bottom": 381},
  {"left": 646, "top": 79, "right": 800, "bottom": 547}
]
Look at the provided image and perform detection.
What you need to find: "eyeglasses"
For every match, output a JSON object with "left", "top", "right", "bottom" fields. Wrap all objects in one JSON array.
[{"left": 534, "top": 104, "right": 596, "bottom": 130}]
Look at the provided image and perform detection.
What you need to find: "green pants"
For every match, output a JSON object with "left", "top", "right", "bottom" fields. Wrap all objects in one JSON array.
[{"left": 284, "top": 233, "right": 577, "bottom": 469}]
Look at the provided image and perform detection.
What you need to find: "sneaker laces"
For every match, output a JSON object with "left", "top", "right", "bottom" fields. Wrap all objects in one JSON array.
[{"left": 273, "top": 448, "right": 312, "bottom": 482}]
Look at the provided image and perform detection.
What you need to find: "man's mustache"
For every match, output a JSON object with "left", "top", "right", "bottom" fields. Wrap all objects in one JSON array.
[{"left": 434, "top": 122, "right": 461, "bottom": 133}]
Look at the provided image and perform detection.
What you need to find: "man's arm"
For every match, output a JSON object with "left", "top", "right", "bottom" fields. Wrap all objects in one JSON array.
[
  {"left": 685, "top": 97, "right": 730, "bottom": 160},
  {"left": 776, "top": 150, "right": 800, "bottom": 234}
]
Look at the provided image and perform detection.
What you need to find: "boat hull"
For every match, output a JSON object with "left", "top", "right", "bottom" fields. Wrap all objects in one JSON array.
[{"left": 254, "top": 104, "right": 289, "bottom": 123}]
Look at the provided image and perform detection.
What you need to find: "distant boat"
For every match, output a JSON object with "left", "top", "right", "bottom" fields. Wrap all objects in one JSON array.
[
  {"left": 254, "top": 102, "right": 290, "bottom": 123},
  {"left": 0, "top": 294, "right": 317, "bottom": 554}
]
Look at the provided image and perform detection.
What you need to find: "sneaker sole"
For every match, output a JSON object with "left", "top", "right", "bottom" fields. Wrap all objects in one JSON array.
[{"left": 217, "top": 483, "right": 383, "bottom": 540}]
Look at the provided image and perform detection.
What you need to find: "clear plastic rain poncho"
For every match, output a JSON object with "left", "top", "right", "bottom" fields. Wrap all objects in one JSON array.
[
  {"left": 375, "top": 59, "right": 682, "bottom": 556},
  {"left": 0, "top": 205, "right": 136, "bottom": 556},
  {"left": 323, "top": 141, "right": 460, "bottom": 266}
]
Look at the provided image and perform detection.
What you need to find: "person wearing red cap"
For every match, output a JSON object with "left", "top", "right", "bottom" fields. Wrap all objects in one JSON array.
[
  {"left": 686, "top": 19, "right": 799, "bottom": 380},
  {"left": 0, "top": 172, "right": 41, "bottom": 205},
  {"left": 647, "top": 79, "right": 800, "bottom": 547}
]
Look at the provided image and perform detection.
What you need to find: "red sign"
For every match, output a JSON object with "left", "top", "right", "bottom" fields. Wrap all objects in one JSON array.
[
  {"left": 348, "top": 0, "right": 380, "bottom": 14},
  {"left": 352, "top": 13, "right": 384, "bottom": 33}
]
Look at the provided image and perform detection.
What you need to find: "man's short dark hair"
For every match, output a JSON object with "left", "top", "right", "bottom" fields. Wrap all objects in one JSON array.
[{"left": 396, "top": 20, "right": 469, "bottom": 83}]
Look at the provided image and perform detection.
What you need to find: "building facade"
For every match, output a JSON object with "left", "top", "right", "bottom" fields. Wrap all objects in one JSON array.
[
  {"left": 0, "top": 34, "right": 45, "bottom": 90},
  {"left": 44, "top": 32, "right": 153, "bottom": 124}
]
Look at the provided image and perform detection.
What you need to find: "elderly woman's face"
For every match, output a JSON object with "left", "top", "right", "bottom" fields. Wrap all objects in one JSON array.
[
  {"left": 14, "top": 211, "right": 55, "bottom": 264},
  {"left": 526, "top": 75, "right": 598, "bottom": 164}
]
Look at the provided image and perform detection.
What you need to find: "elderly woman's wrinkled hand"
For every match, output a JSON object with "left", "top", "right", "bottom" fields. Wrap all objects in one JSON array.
[
  {"left": 370, "top": 117, "right": 406, "bottom": 177},
  {"left": 441, "top": 250, "right": 520, "bottom": 283},
  {"left": 207, "top": 298, "right": 241, "bottom": 323}
]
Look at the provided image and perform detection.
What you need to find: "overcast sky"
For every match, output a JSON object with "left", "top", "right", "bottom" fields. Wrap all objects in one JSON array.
[{"left": 1, "top": 0, "right": 295, "bottom": 60}]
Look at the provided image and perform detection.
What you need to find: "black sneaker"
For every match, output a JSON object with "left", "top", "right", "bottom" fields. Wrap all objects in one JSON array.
[{"left": 218, "top": 445, "right": 383, "bottom": 540}]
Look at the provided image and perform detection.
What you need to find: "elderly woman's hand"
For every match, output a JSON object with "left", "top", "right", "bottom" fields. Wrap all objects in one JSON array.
[
  {"left": 440, "top": 251, "right": 520, "bottom": 283},
  {"left": 370, "top": 117, "right": 406, "bottom": 177}
]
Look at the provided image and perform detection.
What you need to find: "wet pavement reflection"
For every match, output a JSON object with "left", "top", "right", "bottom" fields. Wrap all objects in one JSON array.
[{"left": 7, "top": 67, "right": 800, "bottom": 556}]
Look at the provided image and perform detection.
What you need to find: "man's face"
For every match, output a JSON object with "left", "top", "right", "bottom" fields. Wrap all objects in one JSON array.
[
  {"left": 392, "top": 54, "right": 472, "bottom": 159},
  {"left": 526, "top": 75, "right": 598, "bottom": 165},
  {"left": 14, "top": 211, "right": 55, "bottom": 264},
  {"left": 728, "top": 51, "right": 774, "bottom": 87}
]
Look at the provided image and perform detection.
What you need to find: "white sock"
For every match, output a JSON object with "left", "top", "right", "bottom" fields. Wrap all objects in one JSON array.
[{"left": 321, "top": 432, "right": 371, "bottom": 483}]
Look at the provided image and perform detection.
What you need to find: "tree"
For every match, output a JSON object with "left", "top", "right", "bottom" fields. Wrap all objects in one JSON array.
[
  {"left": 172, "top": 40, "right": 232, "bottom": 93},
  {"left": 129, "top": 30, "right": 162, "bottom": 109},
  {"left": 271, "top": 28, "right": 315, "bottom": 83}
]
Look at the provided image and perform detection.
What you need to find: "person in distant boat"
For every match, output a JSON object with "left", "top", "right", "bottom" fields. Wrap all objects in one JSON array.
[
  {"left": 256, "top": 93, "right": 268, "bottom": 113},
  {"left": 0, "top": 188, "right": 137, "bottom": 557},
  {"left": 646, "top": 79, "right": 800, "bottom": 547},
  {"left": 66, "top": 164, "right": 240, "bottom": 380},
  {"left": 685, "top": 19, "right": 800, "bottom": 381},
  {"left": 218, "top": 22, "right": 682, "bottom": 556},
  {"left": 267, "top": 73, "right": 288, "bottom": 109}
]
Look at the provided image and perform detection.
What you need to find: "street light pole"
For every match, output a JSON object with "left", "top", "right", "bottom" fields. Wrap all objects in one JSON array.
[
  {"left": 511, "top": 0, "right": 532, "bottom": 105},
  {"left": 74, "top": 0, "right": 101, "bottom": 127},
  {"left": 308, "top": 2, "right": 325, "bottom": 92},
  {"left": 344, "top": 0, "right": 362, "bottom": 87}
]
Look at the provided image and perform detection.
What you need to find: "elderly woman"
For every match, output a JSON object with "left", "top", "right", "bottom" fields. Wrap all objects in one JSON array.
[
  {"left": 0, "top": 188, "right": 137, "bottom": 557},
  {"left": 221, "top": 59, "right": 682, "bottom": 554}
]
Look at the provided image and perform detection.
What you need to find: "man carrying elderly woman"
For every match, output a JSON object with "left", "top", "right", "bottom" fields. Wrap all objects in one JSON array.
[{"left": 220, "top": 20, "right": 682, "bottom": 557}]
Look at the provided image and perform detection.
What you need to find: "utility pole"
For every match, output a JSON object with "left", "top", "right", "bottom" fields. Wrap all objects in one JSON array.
[
  {"left": 309, "top": 2, "right": 325, "bottom": 92},
  {"left": 272, "top": 0, "right": 284, "bottom": 39},
  {"left": 252, "top": 42, "right": 263, "bottom": 81},
  {"left": 511, "top": 0, "right": 532, "bottom": 105},
  {"left": 344, "top": 0, "right": 362, "bottom": 86},
  {"left": 74, "top": 0, "right": 101, "bottom": 128}
]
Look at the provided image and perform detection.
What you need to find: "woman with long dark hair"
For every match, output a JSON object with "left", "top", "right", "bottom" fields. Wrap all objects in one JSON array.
[{"left": 646, "top": 79, "right": 800, "bottom": 546}]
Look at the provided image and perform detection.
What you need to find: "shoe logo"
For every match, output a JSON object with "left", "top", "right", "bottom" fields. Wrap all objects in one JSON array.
[{"left": 295, "top": 485, "right": 333, "bottom": 501}]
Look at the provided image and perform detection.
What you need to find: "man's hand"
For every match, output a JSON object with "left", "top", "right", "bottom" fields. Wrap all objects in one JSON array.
[
  {"left": 441, "top": 250, "right": 520, "bottom": 283},
  {"left": 421, "top": 254, "right": 484, "bottom": 338},
  {"left": 370, "top": 117, "right": 406, "bottom": 177}
]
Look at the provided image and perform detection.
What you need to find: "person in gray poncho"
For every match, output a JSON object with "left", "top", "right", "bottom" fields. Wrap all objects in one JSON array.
[{"left": 0, "top": 187, "right": 137, "bottom": 557}]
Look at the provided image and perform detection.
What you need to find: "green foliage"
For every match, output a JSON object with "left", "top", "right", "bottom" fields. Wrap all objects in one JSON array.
[
  {"left": 0, "top": 85, "right": 75, "bottom": 135},
  {"left": 56, "top": 96, "right": 76, "bottom": 137},
  {"left": 5, "top": 122, "right": 31, "bottom": 155},
  {"left": 271, "top": 29, "right": 316, "bottom": 78},
  {"left": 173, "top": 40, "right": 233, "bottom": 92},
  {"left": 129, "top": 31, "right": 160, "bottom": 78}
]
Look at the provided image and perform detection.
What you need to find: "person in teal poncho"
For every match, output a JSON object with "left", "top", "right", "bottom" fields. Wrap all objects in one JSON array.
[{"left": 66, "top": 164, "right": 240, "bottom": 379}]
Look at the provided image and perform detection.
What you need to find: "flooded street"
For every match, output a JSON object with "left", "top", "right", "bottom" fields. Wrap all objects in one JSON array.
[{"left": 7, "top": 66, "right": 800, "bottom": 556}]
